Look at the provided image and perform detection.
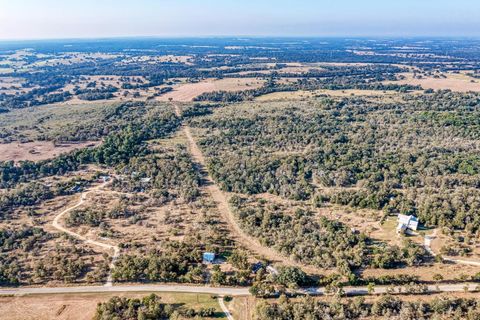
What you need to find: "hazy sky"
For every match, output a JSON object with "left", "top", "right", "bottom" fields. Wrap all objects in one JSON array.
[{"left": 0, "top": 0, "right": 479, "bottom": 40}]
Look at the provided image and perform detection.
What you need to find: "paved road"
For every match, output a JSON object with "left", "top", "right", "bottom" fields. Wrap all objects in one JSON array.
[
  {"left": 303, "top": 283, "right": 479, "bottom": 295},
  {"left": 1, "top": 282, "right": 478, "bottom": 297},
  {"left": 0, "top": 284, "right": 250, "bottom": 296}
]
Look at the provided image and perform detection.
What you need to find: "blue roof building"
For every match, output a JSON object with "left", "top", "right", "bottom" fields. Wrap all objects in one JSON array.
[
  {"left": 252, "top": 262, "right": 264, "bottom": 273},
  {"left": 203, "top": 252, "right": 215, "bottom": 263}
]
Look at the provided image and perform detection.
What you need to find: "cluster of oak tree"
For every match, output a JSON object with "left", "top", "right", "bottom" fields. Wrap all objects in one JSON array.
[
  {"left": 230, "top": 196, "right": 427, "bottom": 275},
  {"left": 113, "top": 145, "right": 201, "bottom": 203},
  {"left": 256, "top": 295, "right": 480, "bottom": 320},
  {"left": 192, "top": 91, "right": 480, "bottom": 238},
  {"left": 94, "top": 294, "right": 216, "bottom": 320},
  {"left": 0, "top": 226, "right": 108, "bottom": 285},
  {"left": 0, "top": 103, "right": 180, "bottom": 189}
]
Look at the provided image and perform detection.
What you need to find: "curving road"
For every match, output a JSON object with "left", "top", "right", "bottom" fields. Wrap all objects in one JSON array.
[
  {"left": 52, "top": 181, "right": 121, "bottom": 286},
  {"left": 218, "top": 297, "right": 235, "bottom": 320}
]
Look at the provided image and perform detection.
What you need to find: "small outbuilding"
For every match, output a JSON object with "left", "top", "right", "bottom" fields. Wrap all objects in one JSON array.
[
  {"left": 99, "top": 175, "right": 110, "bottom": 183},
  {"left": 252, "top": 262, "right": 264, "bottom": 273},
  {"left": 69, "top": 185, "right": 83, "bottom": 193},
  {"left": 140, "top": 177, "right": 152, "bottom": 184},
  {"left": 202, "top": 252, "right": 215, "bottom": 264},
  {"left": 266, "top": 266, "right": 279, "bottom": 276}
]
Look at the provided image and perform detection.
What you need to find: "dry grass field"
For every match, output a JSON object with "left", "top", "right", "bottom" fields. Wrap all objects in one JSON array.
[
  {"left": 0, "top": 77, "right": 26, "bottom": 92},
  {"left": 158, "top": 78, "right": 265, "bottom": 102},
  {"left": 1, "top": 291, "right": 479, "bottom": 320},
  {"left": 0, "top": 168, "right": 111, "bottom": 286},
  {"left": 0, "top": 292, "right": 226, "bottom": 320},
  {"left": 361, "top": 261, "right": 480, "bottom": 282},
  {"left": 390, "top": 72, "right": 480, "bottom": 92},
  {"left": 26, "top": 53, "right": 119, "bottom": 68},
  {"left": 256, "top": 88, "right": 401, "bottom": 101},
  {"left": 58, "top": 188, "right": 212, "bottom": 249},
  {"left": 0, "top": 141, "right": 100, "bottom": 162}
]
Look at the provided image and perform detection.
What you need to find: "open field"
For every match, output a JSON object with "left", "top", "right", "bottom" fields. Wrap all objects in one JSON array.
[
  {"left": 390, "top": 72, "right": 480, "bottom": 92},
  {"left": 430, "top": 230, "right": 480, "bottom": 261},
  {"left": 0, "top": 102, "right": 116, "bottom": 142},
  {"left": 0, "top": 292, "right": 226, "bottom": 320},
  {"left": 361, "top": 259, "right": 480, "bottom": 282},
  {"left": 0, "top": 167, "right": 112, "bottom": 286},
  {"left": 2, "top": 285, "right": 480, "bottom": 320},
  {"left": 0, "top": 141, "right": 99, "bottom": 162},
  {"left": 58, "top": 181, "right": 219, "bottom": 250},
  {"left": 0, "top": 76, "right": 25, "bottom": 89},
  {"left": 256, "top": 88, "right": 402, "bottom": 101},
  {"left": 158, "top": 78, "right": 265, "bottom": 101}
]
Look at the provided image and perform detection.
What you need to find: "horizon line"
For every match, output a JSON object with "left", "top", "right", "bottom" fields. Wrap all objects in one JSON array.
[{"left": 1, "top": 34, "right": 480, "bottom": 43}]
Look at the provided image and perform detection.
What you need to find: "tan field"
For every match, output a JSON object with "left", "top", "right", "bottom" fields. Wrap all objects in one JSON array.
[
  {"left": 391, "top": 72, "right": 480, "bottom": 92},
  {"left": 0, "top": 293, "right": 227, "bottom": 320},
  {"left": 256, "top": 88, "right": 400, "bottom": 101},
  {"left": 0, "top": 141, "right": 100, "bottom": 162},
  {"left": 158, "top": 78, "right": 265, "bottom": 102},
  {"left": 2, "top": 292, "right": 479, "bottom": 320},
  {"left": 0, "top": 77, "right": 28, "bottom": 94},
  {"left": 28, "top": 53, "right": 120, "bottom": 68}
]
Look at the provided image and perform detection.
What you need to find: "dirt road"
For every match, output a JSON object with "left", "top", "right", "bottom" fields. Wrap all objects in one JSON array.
[
  {"left": 424, "top": 230, "right": 480, "bottom": 267},
  {"left": 218, "top": 297, "right": 235, "bottom": 320},
  {"left": 173, "top": 104, "right": 318, "bottom": 272},
  {"left": 52, "top": 181, "right": 120, "bottom": 286}
]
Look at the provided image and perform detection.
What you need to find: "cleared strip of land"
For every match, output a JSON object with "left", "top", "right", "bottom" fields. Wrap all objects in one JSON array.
[{"left": 174, "top": 104, "right": 320, "bottom": 273}]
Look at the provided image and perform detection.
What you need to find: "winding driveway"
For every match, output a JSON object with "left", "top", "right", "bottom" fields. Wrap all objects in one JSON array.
[
  {"left": 52, "top": 181, "right": 120, "bottom": 287},
  {"left": 218, "top": 297, "right": 235, "bottom": 320},
  {"left": 424, "top": 229, "right": 480, "bottom": 267}
]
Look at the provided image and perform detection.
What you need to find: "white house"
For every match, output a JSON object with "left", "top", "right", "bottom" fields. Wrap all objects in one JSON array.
[{"left": 397, "top": 214, "right": 419, "bottom": 234}]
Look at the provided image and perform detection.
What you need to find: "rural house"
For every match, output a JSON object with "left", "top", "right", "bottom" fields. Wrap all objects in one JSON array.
[{"left": 396, "top": 214, "right": 419, "bottom": 234}]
